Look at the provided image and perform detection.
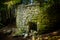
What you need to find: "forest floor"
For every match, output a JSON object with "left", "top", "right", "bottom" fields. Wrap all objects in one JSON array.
[{"left": 0, "top": 23, "right": 60, "bottom": 40}]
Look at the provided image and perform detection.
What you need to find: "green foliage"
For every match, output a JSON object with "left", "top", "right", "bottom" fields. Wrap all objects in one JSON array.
[
  {"left": 37, "top": 0, "right": 60, "bottom": 34},
  {"left": 36, "top": 0, "right": 59, "bottom": 34}
]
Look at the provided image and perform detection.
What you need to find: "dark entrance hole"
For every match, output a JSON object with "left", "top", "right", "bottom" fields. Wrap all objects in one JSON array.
[{"left": 28, "top": 22, "right": 37, "bottom": 32}]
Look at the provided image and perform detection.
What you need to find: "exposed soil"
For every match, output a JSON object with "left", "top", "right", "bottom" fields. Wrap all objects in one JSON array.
[{"left": 0, "top": 24, "right": 60, "bottom": 40}]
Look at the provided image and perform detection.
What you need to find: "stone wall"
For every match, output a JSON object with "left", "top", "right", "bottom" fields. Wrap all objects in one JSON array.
[{"left": 16, "top": 4, "right": 41, "bottom": 34}]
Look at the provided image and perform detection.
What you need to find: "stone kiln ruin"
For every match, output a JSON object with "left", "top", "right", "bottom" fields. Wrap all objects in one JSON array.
[{"left": 16, "top": 2, "right": 40, "bottom": 34}]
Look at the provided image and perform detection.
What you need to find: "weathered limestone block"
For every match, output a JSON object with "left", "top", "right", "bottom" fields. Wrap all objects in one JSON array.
[
  {"left": 16, "top": 4, "right": 40, "bottom": 34},
  {"left": 16, "top": 3, "right": 50, "bottom": 35}
]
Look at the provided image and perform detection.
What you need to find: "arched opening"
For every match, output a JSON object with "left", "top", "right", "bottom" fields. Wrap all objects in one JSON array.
[{"left": 28, "top": 22, "right": 37, "bottom": 32}]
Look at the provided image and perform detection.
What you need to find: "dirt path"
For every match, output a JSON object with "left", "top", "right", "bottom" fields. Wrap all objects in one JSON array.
[{"left": 0, "top": 24, "right": 60, "bottom": 40}]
